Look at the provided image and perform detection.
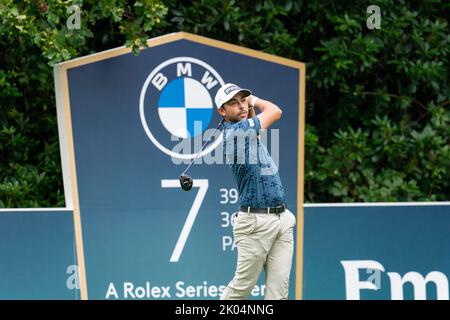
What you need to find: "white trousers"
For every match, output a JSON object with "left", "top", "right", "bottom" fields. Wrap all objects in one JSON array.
[{"left": 220, "top": 209, "right": 296, "bottom": 300}]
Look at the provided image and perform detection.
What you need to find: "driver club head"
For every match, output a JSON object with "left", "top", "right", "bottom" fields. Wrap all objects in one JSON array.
[
  {"left": 177, "top": 119, "right": 224, "bottom": 192},
  {"left": 179, "top": 173, "right": 193, "bottom": 191}
]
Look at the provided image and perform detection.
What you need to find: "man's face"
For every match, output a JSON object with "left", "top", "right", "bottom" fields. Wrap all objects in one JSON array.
[{"left": 218, "top": 92, "right": 249, "bottom": 122}]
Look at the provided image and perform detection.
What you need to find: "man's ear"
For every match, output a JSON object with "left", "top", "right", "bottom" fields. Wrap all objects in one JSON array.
[{"left": 217, "top": 106, "right": 226, "bottom": 117}]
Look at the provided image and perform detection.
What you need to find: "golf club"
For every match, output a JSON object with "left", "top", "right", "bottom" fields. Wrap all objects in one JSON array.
[{"left": 179, "top": 119, "right": 225, "bottom": 191}]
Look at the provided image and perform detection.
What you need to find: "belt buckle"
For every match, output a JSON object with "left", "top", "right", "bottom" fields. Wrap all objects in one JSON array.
[
  {"left": 247, "top": 206, "right": 250, "bottom": 213},
  {"left": 267, "top": 207, "right": 270, "bottom": 215}
]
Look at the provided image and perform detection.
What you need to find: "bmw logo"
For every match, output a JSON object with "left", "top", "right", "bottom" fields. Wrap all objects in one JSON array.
[{"left": 140, "top": 57, "right": 225, "bottom": 159}]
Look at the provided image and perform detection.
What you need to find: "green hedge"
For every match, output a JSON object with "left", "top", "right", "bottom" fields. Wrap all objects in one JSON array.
[{"left": 1, "top": 0, "right": 449, "bottom": 207}]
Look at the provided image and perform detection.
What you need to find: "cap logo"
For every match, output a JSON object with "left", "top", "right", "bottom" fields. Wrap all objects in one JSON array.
[{"left": 224, "top": 85, "right": 240, "bottom": 95}]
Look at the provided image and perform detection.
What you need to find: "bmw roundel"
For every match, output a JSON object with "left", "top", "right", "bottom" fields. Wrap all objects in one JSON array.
[{"left": 140, "top": 57, "right": 225, "bottom": 159}]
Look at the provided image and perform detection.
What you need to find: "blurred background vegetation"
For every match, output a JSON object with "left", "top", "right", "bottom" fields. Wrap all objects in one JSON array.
[{"left": 0, "top": 0, "right": 449, "bottom": 207}]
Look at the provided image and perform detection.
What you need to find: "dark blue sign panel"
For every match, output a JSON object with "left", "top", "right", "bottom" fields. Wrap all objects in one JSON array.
[
  {"left": 0, "top": 210, "right": 77, "bottom": 299},
  {"left": 303, "top": 204, "right": 450, "bottom": 300},
  {"left": 55, "top": 33, "right": 305, "bottom": 299}
]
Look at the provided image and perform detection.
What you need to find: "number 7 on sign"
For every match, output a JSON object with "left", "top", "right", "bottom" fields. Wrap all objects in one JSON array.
[{"left": 161, "top": 179, "right": 209, "bottom": 262}]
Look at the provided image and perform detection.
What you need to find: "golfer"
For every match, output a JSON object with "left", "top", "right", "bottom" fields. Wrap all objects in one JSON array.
[{"left": 215, "top": 83, "right": 296, "bottom": 300}]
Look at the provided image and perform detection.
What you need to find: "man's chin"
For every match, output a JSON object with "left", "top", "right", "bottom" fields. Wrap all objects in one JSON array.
[{"left": 228, "top": 114, "right": 247, "bottom": 122}]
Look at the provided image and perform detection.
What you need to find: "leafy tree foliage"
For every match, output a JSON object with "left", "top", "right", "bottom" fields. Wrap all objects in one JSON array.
[
  {"left": 1, "top": 0, "right": 449, "bottom": 207},
  {"left": 0, "top": 0, "right": 167, "bottom": 207}
]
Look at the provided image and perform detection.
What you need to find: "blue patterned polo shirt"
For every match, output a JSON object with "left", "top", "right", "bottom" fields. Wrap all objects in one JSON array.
[{"left": 222, "top": 116, "right": 286, "bottom": 207}]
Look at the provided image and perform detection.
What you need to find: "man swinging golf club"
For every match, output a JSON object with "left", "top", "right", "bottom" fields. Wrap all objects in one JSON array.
[{"left": 215, "top": 83, "right": 296, "bottom": 300}]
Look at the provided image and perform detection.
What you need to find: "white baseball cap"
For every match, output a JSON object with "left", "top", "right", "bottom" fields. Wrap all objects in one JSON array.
[{"left": 214, "top": 83, "right": 252, "bottom": 108}]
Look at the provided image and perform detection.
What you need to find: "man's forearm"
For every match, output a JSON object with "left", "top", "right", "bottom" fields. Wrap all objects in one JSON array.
[
  {"left": 251, "top": 96, "right": 282, "bottom": 129},
  {"left": 253, "top": 97, "right": 282, "bottom": 115}
]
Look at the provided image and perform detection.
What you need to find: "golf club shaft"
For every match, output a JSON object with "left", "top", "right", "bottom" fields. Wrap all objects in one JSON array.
[{"left": 181, "top": 119, "right": 224, "bottom": 175}]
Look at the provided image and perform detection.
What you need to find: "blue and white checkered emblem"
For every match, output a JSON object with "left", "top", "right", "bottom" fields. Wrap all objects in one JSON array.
[
  {"left": 140, "top": 57, "right": 225, "bottom": 159},
  {"left": 158, "top": 77, "right": 213, "bottom": 139}
]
